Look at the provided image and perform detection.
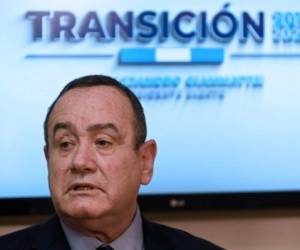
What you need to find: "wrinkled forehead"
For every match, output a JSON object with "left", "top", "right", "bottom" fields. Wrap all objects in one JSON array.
[{"left": 48, "top": 86, "right": 135, "bottom": 134}]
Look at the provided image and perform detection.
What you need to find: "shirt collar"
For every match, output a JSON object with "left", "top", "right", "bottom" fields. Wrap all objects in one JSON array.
[{"left": 61, "top": 208, "right": 144, "bottom": 250}]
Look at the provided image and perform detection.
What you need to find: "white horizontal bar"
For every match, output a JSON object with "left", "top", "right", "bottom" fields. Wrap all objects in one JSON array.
[{"left": 155, "top": 48, "right": 190, "bottom": 62}]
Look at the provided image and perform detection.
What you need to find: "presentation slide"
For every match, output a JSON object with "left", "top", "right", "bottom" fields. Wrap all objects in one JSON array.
[{"left": 0, "top": 0, "right": 299, "bottom": 198}]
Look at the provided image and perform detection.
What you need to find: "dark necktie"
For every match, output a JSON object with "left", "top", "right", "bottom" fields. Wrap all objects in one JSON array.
[{"left": 96, "top": 245, "right": 114, "bottom": 250}]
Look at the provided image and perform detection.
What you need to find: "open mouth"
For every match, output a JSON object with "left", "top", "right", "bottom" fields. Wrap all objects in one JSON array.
[
  {"left": 70, "top": 183, "right": 97, "bottom": 191},
  {"left": 74, "top": 186, "right": 94, "bottom": 191}
]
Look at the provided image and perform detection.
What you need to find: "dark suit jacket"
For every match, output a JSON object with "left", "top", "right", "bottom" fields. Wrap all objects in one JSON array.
[{"left": 0, "top": 215, "right": 225, "bottom": 250}]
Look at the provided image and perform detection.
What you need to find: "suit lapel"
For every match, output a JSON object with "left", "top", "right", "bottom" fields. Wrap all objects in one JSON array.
[
  {"left": 142, "top": 217, "right": 175, "bottom": 250},
  {"left": 29, "top": 215, "right": 71, "bottom": 250}
]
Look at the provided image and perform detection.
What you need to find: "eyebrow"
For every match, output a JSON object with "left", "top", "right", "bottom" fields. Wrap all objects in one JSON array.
[
  {"left": 53, "top": 122, "right": 75, "bottom": 136},
  {"left": 52, "top": 122, "right": 120, "bottom": 137},
  {"left": 87, "top": 123, "right": 120, "bottom": 135}
]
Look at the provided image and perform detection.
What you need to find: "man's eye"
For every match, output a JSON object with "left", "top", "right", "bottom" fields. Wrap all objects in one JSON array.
[
  {"left": 95, "top": 139, "right": 112, "bottom": 148},
  {"left": 59, "top": 141, "right": 73, "bottom": 150}
]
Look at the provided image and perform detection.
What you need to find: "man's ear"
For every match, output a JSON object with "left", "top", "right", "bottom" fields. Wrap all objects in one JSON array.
[
  {"left": 139, "top": 139, "right": 157, "bottom": 185},
  {"left": 44, "top": 145, "right": 49, "bottom": 161}
]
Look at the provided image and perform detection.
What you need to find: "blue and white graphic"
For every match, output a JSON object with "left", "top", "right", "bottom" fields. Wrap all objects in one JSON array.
[
  {"left": 0, "top": 0, "right": 300, "bottom": 198},
  {"left": 119, "top": 48, "right": 224, "bottom": 64}
]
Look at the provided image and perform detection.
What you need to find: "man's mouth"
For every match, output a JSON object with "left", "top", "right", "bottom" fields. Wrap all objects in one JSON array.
[{"left": 69, "top": 183, "right": 98, "bottom": 192}]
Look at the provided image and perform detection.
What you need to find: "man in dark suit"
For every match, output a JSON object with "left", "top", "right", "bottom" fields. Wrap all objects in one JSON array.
[{"left": 0, "top": 75, "right": 225, "bottom": 250}]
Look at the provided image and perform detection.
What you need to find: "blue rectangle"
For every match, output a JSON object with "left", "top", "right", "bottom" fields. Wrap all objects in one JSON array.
[
  {"left": 119, "top": 48, "right": 155, "bottom": 64},
  {"left": 191, "top": 48, "right": 224, "bottom": 63}
]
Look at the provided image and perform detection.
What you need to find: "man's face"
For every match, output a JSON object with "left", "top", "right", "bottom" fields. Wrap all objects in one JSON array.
[{"left": 45, "top": 86, "right": 155, "bottom": 221}]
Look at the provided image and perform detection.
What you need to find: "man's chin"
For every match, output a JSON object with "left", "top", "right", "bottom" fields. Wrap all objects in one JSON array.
[{"left": 61, "top": 202, "right": 109, "bottom": 220}]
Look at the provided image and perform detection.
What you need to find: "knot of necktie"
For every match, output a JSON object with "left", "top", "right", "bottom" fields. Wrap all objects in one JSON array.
[{"left": 96, "top": 245, "right": 114, "bottom": 250}]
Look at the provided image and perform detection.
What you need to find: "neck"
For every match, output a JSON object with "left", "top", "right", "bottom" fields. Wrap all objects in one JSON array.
[{"left": 59, "top": 205, "right": 137, "bottom": 243}]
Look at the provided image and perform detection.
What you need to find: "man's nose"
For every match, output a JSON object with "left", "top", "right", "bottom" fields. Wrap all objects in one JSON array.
[{"left": 71, "top": 142, "right": 97, "bottom": 173}]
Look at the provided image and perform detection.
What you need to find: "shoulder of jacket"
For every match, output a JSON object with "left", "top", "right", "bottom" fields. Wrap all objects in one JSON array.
[{"left": 144, "top": 219, "right": 226, "bottom": 250}]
